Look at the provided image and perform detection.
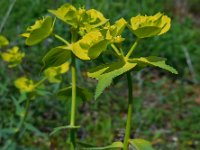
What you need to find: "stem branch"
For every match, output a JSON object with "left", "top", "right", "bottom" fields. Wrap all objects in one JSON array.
[
  {"left": 53, "top": 33, "right": 70, "bottom": 45},
  {"left": 126, "top": 38, "right": 140, "bottom": 59},
  {"left": 123, "top": 72, "right": 133, "bottom": 150}
]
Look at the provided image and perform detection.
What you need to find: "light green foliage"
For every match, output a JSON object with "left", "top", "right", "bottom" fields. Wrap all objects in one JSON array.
[
  {"left": 48, "top": 3, "right": 78, "bottom": 28},
  {"left": 129, "top": 56, "right": 178, "bottom": 74},
  {"left": 14, "top": 77, "right": 35, "bottom": 93},
  {"left": 129, "top": 12, "right": 171, "bottom": 38},
  {"left": 49, "top": 3, "right": 108, "bottom": 35},
  {"left": 57, "top": 86, "right": 92, "bottom": 102},
  {"left": 103, "top": 18, "right": 127, "bottom": 43},
  {"left": 44, "top": 62, "right": 70, "bottom": 83},
  {"left": 1, "top": 46, "right": 25, "bottom": 67},
  {"left": 0, "top": 35, "right": 9, "bottom": 48},
  {"left": 72, "top": 30, "right": 108, "bottom": 60},
  {"left": 21, "top": 16, "right": 54, "bottom": 45},
  {"left": 129, "top": 139, "right": 154, "bottom": 150},
  {"left": 88, "top": 60, "right": 137, "bottom": 99}
]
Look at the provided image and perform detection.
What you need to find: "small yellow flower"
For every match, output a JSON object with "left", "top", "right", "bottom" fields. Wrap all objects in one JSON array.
[
  {"left": 44, "top": 62, "right": 70, "bottom": 83},
  {"left": 14, "top": 77, "right": 35, "bottom": 93},
  {"left": 0, "top": 35, "right": 9, "bottom": 48},
  {"left": 130, "top": 12, "right": 171, "bottom": 38},
  {"left": 1, "top": 46, "right": 25, "bottom": 68}
]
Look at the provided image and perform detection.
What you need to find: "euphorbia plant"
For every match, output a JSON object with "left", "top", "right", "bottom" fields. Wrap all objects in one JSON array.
[
  {"left": 20, "top": 2, "right": 178, "bottom": 150},
  {"left": 86, "top": 13, "right": 178, "bottom": 150},
  {"left": 21, "top": 3, "right": 109, "bottom": 150}
]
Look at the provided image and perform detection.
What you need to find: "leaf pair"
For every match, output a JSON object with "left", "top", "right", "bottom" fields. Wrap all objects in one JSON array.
[{"left": 88, "top": 56, "right": 177, "bottom": 99}]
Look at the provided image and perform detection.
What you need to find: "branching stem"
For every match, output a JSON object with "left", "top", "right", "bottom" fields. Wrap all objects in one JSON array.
[{"left": 123, "top": 72, "right": 133, "bottom": 150}]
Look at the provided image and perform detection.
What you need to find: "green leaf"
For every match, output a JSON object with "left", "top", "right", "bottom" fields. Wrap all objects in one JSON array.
[
  {"left": 129, "top": 139, "right": 154, "bottom": 150},
  {"left": 72, "top": 30, "right": 108, "bottom": 60},
  {"left": 88, "top": 61, "right": 137, "bottom": 99},
  {"left": 57, "top": 86, "right": 92, "bottom": 102},
  {"left": 42, "top": 46, "right": 71, "bottom": 70},
  {"left": 50, "top": 125, "right": 80, "bottom": 136},
  {"left": 48, "top": 3, "right": 78, "bottom": 28},
  {"left": 81, "top": 141, "right": 123, "bottom": 150},
  {"left": 22, "top": 16, "right": 54, "bottom": 45},
  {"left": 129, "top": 56, "right": 178, "bottom": 74},
  {"left": 0, "top": 35, "right": 9, "bottom": 48},
  {"left": 129, "top": 12, "right": 171, "bottom": 38}
]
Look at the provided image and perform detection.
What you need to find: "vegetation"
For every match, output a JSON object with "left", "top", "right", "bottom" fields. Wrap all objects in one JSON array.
[{"left": 0, "top": 0, "right": 200, "bottom": 150}]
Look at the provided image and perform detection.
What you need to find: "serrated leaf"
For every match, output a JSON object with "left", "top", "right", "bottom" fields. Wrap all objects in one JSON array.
[
  {"left": 42, "top": 46, "right": 71, "bottom": 70},
  {"left": 50, "top": 125, "right": 80, "bottom": 136},
  {"left": 22, "top": 16, "right": 54, "bottom": 45},
  {"left": 129, "top": 56, "right": 178, "bottom": 74},
  {"left": 57, "top": 86, "right": 92, "bottom": 102},
  {"left": 0, "top": 35, "right": 9, "bottom": 48},
  {"left": 81, "top": 141, "right": 123, "bottom": 150},
  {"left": 88, "top": 61, "right": 137, "bottom": 99},
  {"left": 129, "top": 139, "right": 154, "bottom": 150},
  {"left": 72, "top": 30, "right": 108, "bottom": 60}
]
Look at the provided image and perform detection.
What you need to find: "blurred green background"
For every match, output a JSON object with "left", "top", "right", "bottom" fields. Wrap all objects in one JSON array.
[{"left": 0, "top": 0, "right": 200, "bottom": 149}]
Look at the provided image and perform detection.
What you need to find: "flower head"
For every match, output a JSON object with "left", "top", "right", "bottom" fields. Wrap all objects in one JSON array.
[
  {"left": 44, "top": 62, "right": 70, "bottom": 83},
  {"left": 1, "top": 46, "right": 25, "bottom": 67},
  {"left": 14, "top": 77, "right": 35, "bottom": 93},
  {"left": 130, "top": 12, "right": 171, "bottom": 38}
]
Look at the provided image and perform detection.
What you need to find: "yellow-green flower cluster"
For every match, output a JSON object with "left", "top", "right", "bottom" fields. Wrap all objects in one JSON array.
[
  {"left": 14, "top": 77, "right": 35, "bottom": 93},
  {"left": 44, "top": 62, "right": 70, "bottom": 83},
  {"left": 1, "top": 46, "right": 25, "bottom": 68},
  {"left": 129, "top": 12, "right": 171, "bottom": 38}
]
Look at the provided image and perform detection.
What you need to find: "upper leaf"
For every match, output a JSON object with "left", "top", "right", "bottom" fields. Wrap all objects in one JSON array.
[
  {"left": 129, "top": 139, "right": 154, "bottom": 150},
  {"left": 0, "top": 35, "right": 9, "bottom": 48},
  {"left": 44, "top": 62, "right": 70, "bottom": 83},
  {"left": 72, "top": 30, "right": 108, "bottom": 60},
  {"left": 49, "top": 3, "right": 78, "bottom": 28},
  {"left": 129, "top": 56, "right": 178, "bottom": 74},
  {"left": 88, "top": 60, "right": 137, "bottom": 99},
  {"left": 49, "top": 3, "right": 108, "bottom": 35},
  {"left": 21, "top": 16, "right": 54, "bottom": 45},
  {"left": 42, "top": 46, "right": 71, "bottom": 70},
  {"left": 129, "top": 12, "right": 171, "bottom": 38},
  {"left": 1, "top": 46, "right": 25, "bottom": 68}
]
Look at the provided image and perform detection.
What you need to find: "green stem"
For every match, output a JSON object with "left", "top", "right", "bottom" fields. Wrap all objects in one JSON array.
[
  {"left": 53, "top": 33, "right": 70, "bottom": 45},
  {"left": 111, "top": 44, "right": 121, "bottom": 56},
  {"left": 69, "top": 54, "right": 77, "bottom": 150},
  {"left": 123, "top": 72, "right": 133, "bottom": 150},
  {"left": 125, "top": 38, "right": 140, "bottom": 59},
  {"left": 34, "top": 77, "right": 47, "bottom": 88}
]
